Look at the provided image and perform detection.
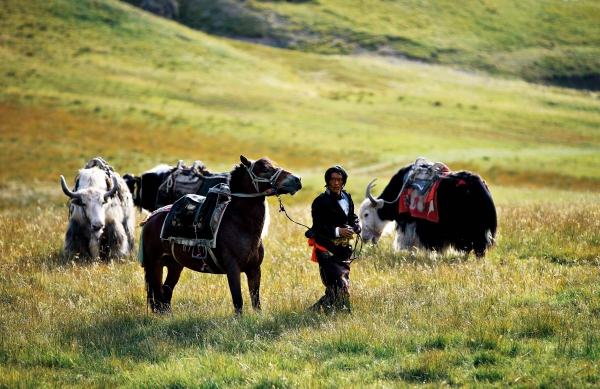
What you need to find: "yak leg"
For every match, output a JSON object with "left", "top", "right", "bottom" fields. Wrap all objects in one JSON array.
[
  {"left": 226, "top": 268, "right": 244, "bottom": 315},
  {"left": 64, "top": 218, "right": 92, "bottom": 259},
  {"left": 247, "top": 267, "right": 262, "bottom": 312},
  {"left": 105, "top": 219, "right": 128, "bottom": 258},
  {"left": 473, "top": 240, "right": 488, "bottom": 259},
  {"left": 89, "top": 236, "right": 100, "bottom": 259},
  {"left": 472, "top": 228, "right": 494, "bottom": 259}
]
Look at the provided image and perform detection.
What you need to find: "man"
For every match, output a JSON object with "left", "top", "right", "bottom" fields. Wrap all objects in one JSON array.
[{"left": 307, "top": 165, "right": 361, "bottom": 314}]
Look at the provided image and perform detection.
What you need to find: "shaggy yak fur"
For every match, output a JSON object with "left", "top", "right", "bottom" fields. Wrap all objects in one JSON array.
[
  {"left": 359, "top": 163, "right": 497, "bottom": 258},
  {"left": 61, "top": 167, "right": 136, "bottom": 260}
]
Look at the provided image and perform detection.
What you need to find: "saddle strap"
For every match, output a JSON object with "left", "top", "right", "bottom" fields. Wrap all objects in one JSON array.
[{"left": 169, "top": 241, "right": 225, "bottom": 273}]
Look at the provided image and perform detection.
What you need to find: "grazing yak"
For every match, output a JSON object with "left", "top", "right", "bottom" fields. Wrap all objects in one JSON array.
[
  {"left": 122, "top": 164, "right": 173, "bottom": 212},
  {"left": 61, "top": 158, "right": 136, "bottom": 260},
  {"left": 359, "top": 158, "right": 497, "bottom": 258}
]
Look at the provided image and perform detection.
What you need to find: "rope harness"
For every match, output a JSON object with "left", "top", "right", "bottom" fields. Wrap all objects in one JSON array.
[
  {"left": 233, "top": 161, "right": 284, "bottom": 197},
  {"left": 375, "top": 158, "right": 449, "bottom": 206},
  {"left": 275, "top": 195, "right": 364, "bottom": 263}
]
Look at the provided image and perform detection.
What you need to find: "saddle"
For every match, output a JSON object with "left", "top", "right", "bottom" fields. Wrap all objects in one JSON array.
[
  {"left": 159, "top": 184, "right": 231, "bottom": 273},
  {"left": 156, "top": 160, "right": 209, "bottom": 208},
  {"left": 399, "top": 157, "right": 450, "bottom": 223},
  {"left": 84, "top": 157, "right": 115, "bottom": 175},
  {"left": 160, "top": 184, "right": 230, "bottom": 246}
]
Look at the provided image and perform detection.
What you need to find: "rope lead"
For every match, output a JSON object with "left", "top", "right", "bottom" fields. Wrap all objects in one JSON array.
[{"left": 276, "top": 196, "right": 363, "bottom": 262}]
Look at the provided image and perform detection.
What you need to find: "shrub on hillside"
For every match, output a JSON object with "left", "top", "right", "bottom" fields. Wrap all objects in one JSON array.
[
  {"left": 121, "top": 0, "right": 179, "bottom": 20},
  {"left": 177, "top": 0, "right": 268, "bottom": 37}
]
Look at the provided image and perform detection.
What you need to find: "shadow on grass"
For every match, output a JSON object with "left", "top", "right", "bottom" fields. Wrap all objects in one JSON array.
[
  {"left": 31, "top": 249, "right": 138, "bottom": 272},
  {"left": 66, "top": 309, "right": 328, "bottom": 364}
]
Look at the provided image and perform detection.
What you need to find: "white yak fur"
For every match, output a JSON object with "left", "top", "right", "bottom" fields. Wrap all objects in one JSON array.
[
  {"left": 358, "top": 197, "right": 422, "bottom": 251},
  {"left": 64, "top": 167, "right": 135, "bottom": 259}
]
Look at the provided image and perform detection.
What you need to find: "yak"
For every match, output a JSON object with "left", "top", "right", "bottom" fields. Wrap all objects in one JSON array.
[
  {"left": 61, "top": 159, "right": 136, "bottom": 260},
  {"left": 122, "top": 164, "right": 173, "bottom": 212},
  {"left": 359, "top": 158, "right": 497, "bottom": 258}
]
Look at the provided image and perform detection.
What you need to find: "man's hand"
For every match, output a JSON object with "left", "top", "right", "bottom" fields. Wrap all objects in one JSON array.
[{"left": 339, "top": 227, "right": 355, "bottom": 239}]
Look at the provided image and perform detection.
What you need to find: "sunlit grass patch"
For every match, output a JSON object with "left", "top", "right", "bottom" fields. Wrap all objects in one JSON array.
[
  {"left": 1, "top": 185, "right": 600, "bottom": 386},
  {"left": 380, "top": 350, "right": 456, "bottom": 384},
  {"left": 495, "top": 201, "right": 600, "bottom": 264},
  {"left": 1, "top": 0, "right": 600, "bottom": 385}
]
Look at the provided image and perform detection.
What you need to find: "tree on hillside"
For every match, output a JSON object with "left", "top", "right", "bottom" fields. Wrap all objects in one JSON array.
[{"left": 140, "top": 0, "right": 179, "bottom": 20}]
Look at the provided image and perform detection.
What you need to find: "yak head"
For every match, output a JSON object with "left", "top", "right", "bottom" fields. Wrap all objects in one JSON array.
[
  {"left": 121, "top": 173, "right": 140, "bottom": 206},
  {"left": 358, "top": 179, "right": 390, "bottom": 244},
  {"left": 61, "top": 173, "right": 119, "bottom": 239}
]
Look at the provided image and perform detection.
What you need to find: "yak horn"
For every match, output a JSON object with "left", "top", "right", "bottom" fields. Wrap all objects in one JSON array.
[
  {"left": 60, "top": 175, "right": 81, "bottom": 198},
  {"left": 104, "top": 176, "right": 119, "bottom": 199},
  {"left": 366, "top": 179, "right": 384, "bottom": 208}
]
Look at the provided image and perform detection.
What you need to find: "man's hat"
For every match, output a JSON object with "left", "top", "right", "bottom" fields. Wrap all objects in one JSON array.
[{"left": 324, "top": 165, "right": 348, "bottom": 185}]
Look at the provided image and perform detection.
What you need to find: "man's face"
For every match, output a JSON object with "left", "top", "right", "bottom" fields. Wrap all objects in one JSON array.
[{"left": 328, "top": 172, "right": 344, "bottom": 195}]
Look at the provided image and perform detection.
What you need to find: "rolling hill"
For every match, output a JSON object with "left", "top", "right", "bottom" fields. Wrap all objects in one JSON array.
[
  {"left": 137, "top": 0, "right": 600, "bottom": 90},
  {"left": 2, "top": 2, "right": 600, "bottom": 387},
  {"left": 0, "top": 0, "right": 599, "bottom": 201}
]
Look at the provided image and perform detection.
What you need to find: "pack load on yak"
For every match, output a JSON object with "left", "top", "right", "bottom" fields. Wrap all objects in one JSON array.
[{"left": 359, "top": 157, "right": 497, "bottom": 258}]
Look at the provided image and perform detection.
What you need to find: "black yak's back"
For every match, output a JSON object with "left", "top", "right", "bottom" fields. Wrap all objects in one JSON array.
[{"left": 434, "top": 171, "right": 497, "bottom": 255}]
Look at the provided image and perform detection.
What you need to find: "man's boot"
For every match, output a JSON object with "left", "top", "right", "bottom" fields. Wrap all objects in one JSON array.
[{"left": 307, "top": 295, "right": 327, "bottom": 313}]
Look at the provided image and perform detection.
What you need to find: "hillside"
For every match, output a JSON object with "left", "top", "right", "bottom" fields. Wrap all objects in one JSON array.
[
  {"left": 132, "top": 0, "right": 600, "bottom": 90},
  {"left": 2, "top": 1, "right": 600, "bottom": 387},
  {"left": 1, "top": 0, "right": 599, "bottom": 201}
]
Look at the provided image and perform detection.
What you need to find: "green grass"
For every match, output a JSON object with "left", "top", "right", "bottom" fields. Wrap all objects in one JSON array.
[
  {"left": 1, "top": 0, "right": 600, "bottom": 386},
  {"left": 1, "top": 188, "right": 599, "bottom": 387},
  {"left": 171, "top": 0, "right": 600, "bottom": 89},
  {"left": 1, "top": 0, "right": 600, "bottom": 198}
]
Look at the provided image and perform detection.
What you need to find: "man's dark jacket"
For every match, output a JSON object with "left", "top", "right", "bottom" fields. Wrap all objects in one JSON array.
[{"left": 310, "top": 189, "right": 360, "bottom": 258}]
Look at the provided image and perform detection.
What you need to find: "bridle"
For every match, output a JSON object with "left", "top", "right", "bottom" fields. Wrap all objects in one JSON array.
[
  {"left": 246, "top": 161, "right": 284, "bottom": 194},
  {"left": 229, "top": 162, "right": 284, "bottom": 198}
]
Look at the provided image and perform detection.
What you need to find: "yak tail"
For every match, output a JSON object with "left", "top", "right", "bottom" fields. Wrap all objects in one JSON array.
[
  {"left": 475, "top": 178, "right": 497, "bottom": 252},
  {"left": 485, "top": 228, "right": 495, "bottom": 248},
  {"left": 137, "top": 226, "right": 145, "bottom": 267},
  {"left": 139, "top": 225, "right": 153, "bottom": 314}
]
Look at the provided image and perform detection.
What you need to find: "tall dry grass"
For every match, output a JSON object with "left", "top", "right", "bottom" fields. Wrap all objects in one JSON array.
[{"left": 1, "top": 185, "right": 599, "bottom": 387}]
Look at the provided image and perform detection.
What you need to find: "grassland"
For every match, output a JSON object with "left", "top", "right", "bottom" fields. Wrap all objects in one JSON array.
[
  {"left": 1, "top": 0, "right": 600, "bottom": 387},
  {"left": 1, "top": 187, "right": 599, "bottom": 388},
  {"left": 172, "top": 0, "right": 600, "bottom": 89},
  {"left": 1, "top": 0, "right": 600, "bottom": 192}
]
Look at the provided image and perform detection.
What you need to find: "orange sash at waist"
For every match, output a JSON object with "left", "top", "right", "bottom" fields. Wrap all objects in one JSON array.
[{"left": 307, "top": 237, "right": 330, "bottom": 263}]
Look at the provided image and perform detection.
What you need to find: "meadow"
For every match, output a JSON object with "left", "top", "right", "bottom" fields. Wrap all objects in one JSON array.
[
  {"left": 164, "top": 0, "right": 600, "bottom": 89},
  {"left": 1, "top": 0, "right": 600, "bottom": 387},
  {"left": 1, "top": 186, "right": 599, "bottom": 388},
  {"left": 2, "top": 0, "right": 600, "bottom": 188}
]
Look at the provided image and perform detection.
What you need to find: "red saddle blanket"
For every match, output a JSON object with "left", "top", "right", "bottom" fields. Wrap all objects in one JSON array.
[
  {"left": 399, "top": 181, "right": 443, "bottom": 223},
  {"left": 398, "top": 160, "right": 451, "bottom": 222}
]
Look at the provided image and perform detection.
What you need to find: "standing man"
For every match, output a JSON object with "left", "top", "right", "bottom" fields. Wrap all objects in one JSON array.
[{"left": 307, "top": 165, "right": 361, "bottom": 314}]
